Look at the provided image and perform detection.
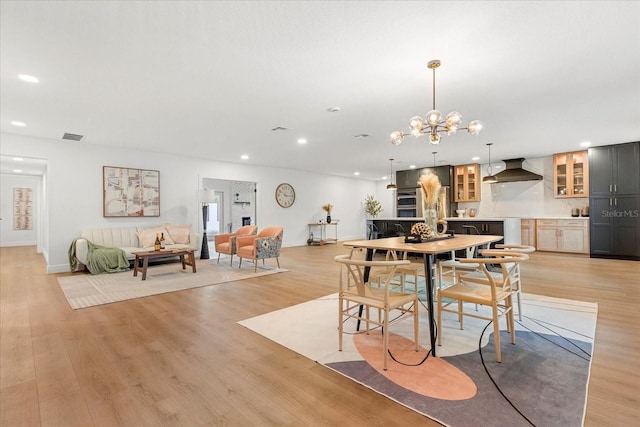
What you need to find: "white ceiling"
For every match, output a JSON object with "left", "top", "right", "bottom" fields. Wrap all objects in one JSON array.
[{"left": 1, "top": 1, "right": 639, "bottom": 180}]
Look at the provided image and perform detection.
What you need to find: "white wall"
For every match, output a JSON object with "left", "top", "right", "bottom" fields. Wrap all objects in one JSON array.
[
  {"left": 0, "top": 133, "right": 378, "bottom": 273},
  {"left": 0, "top": 173, "right": 41, "bottom": 247}
]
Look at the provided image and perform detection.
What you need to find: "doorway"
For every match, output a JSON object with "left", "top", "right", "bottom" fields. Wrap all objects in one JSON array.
[{"left": 205, "top": 191, "right": 224, "bottom": 241}]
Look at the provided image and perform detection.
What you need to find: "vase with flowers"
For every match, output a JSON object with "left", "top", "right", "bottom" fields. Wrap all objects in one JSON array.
[
  {"left": 418, "top": 173, "right": 441, "bottom": 237},
  {"left": 322, "top": 203, "right": 334, "bottom": 224}
]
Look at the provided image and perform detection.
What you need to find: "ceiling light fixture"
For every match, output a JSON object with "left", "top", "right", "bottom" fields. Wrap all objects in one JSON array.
[
  {"left": 11, "top": 121, "right": 26, "bottom": 127},
  {"left": 483, "top": 143, "right": 498, "bottom": 184},
  {"left": 390, "top": 59, "right": 482, "bottom": 146},
  {"left": 18, "top": 74, "right": 39, "bottom": 83},
  {"left": 297, "top": 138, "right": 307, "bottom": 144},
  {"left": 386, "top": 158, "right": 397, "bottom": 191}
]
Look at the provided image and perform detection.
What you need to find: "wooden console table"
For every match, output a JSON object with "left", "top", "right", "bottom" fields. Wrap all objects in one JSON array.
[
  {"left": 133, "top": 248, "right": 196, "bottom": 280},
  {"left": 307, "top": 222, "right": 338, "bottom": 245}
]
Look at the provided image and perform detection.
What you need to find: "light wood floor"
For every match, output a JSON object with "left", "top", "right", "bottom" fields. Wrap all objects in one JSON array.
[{"left": 1, "top": 244, "right": 639, "bottom": 426}]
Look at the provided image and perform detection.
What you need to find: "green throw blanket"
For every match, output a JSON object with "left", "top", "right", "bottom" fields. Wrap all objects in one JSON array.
[{"left": 69, "top": 238, "right": 130, "bottom": 274}]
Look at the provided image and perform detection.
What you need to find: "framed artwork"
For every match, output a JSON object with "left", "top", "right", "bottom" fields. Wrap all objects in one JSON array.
[
  {"left": 103, "top": 166, "right": 160, "bottom": 217},
  {"left": 13, "top": 187, "right": 33, "bottom": 230}
]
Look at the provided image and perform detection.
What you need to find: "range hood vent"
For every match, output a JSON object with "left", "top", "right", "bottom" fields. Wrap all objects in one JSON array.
[{"left": 494, "top": 158, "right": 542, "bottom": 182}]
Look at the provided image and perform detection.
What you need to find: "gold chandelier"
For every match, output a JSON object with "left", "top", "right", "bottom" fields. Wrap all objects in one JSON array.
[{"left": 390, "top": 60, "right": 483, "bottom": 146}]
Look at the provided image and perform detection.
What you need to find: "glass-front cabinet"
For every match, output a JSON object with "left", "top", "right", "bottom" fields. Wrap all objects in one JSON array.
[
  {"left": 454, "top": 163, "right": 480, "bottom": 202},
  {"left": 554, "top": 151, "right": 589, "bottom": 198}
]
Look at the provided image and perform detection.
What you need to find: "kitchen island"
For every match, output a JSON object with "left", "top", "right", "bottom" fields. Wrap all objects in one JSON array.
[{"left": 367, "top": 217, "right": 521, "bottom": 246}]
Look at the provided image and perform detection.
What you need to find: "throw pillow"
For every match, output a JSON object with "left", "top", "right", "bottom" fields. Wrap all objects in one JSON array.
[
  {"left": 164, "top": 223, "right": 192, "bottom": 244},
  {"left": 136, "top": 227, "right": 175, "bottom": 248}
]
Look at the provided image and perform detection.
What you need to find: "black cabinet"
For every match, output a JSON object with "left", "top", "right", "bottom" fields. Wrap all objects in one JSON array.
[
  {"left": 396, "top": 165, "right": 452, "bottom": 189},
  {"left": 589, "top": 142, "right": 640, "bottom": 196},
  {"left": 589, "top": 142, "right": 640, "bottom": 260}
]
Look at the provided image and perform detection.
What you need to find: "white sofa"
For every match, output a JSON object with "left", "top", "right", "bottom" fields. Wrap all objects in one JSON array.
[{"left": 73, "top": 224, "right": 200, "bottom": 271}]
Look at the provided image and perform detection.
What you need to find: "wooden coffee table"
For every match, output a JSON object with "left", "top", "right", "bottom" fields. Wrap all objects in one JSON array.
[{"left": 133, "top": 249, "right": 196, "bottom": 280}]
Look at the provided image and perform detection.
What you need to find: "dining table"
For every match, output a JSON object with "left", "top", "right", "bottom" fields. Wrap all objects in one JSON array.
[{"left": 343, "top": 233, "right": 503, "bottom": 357}]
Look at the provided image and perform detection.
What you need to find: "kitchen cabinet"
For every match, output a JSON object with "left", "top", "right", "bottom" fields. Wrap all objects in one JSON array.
[
  {"left": 536, "top": 219, "right": 589, "bottom": 254},
  {"left": 454, "top": 163, "right": 480, "bottom": 202},
  {"left": 589, "top": 142, "right": 640, "bottom": 260},
  {"left": 553, "top": 151, "right": 589, "bottom": 198},
  {"left": 396, "top": 165, "right": 452, "bottom": 189},
  {"left": 589, "top": 142, "right": 639, "bottom": 196},
  {"left": 521, "top": 219, "right": 536, "bottom": 247},
  {"left": 589, "top": 195, "right": 640, "bottom": 259}
]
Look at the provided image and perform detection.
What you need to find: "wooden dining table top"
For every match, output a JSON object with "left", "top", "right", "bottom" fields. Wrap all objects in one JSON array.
[{"left": 343, "top": 234, "right": 504, "bottom": 254}]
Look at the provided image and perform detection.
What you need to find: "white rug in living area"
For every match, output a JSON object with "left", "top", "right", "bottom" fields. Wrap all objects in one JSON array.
[
  {"left": 239, "top": 293, "right": 597, "bottom": 427},
  {"left": 58, "top": 260, "right": 287, "bottom": 310}
]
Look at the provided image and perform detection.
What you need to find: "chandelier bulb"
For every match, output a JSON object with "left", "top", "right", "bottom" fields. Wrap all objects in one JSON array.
[
  {"left": 426, "top": 110, "right": 442, "bottom": 126},
  {"left": 390, "top": 131, "right": 404, "bottom": 145},
  {"left": 467, "top": 120, "right": 483, "bottom": 135},
  {"left": 429, "top": 133, "right": 441, "bottom": 144}
]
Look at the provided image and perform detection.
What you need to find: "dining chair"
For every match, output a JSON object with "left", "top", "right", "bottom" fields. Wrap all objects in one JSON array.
[
  {"left": 335, "top": 254, "right": 419, "bottom": 371},
  {"left": 236, "top": 226, "right": 283, "bottom": 272},
  {"left": 462, "top": 244, "right": 535, "bottom": 320},
  {"left": 490, "top": 244, "right": 535, "bottom": 320},
  {"left": 213, "top": 225, "right": 258, "bottom": 266},
  {"left": 437, "top": 250, "right": 529, "bottom": 362},
  {"left": 437, "top": 246, "right": 479, "bottom": 289}
]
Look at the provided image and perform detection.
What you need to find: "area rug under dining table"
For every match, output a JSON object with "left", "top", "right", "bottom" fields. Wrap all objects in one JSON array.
[{"left": 239, "top": 292, "right": 597, "bottom": 427}]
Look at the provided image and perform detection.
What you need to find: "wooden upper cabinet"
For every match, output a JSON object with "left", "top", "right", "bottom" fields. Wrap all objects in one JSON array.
[
  {"left": 454, "top": 163, "right": 480, "bottom": 202},
  {"left": 554, "top": 151, "right": 589, "bottom": 198}
]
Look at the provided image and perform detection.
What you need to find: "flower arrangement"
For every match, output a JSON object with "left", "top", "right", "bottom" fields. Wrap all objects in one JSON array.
[
  {"left": 322, "top": 203, "right": 333, "bottom": 213},
  {"left": 363, "top": 195, "right": 382, "bottom": 218},
  {"left": 418, "top": 173, "right": 441, "bottom": 207}
]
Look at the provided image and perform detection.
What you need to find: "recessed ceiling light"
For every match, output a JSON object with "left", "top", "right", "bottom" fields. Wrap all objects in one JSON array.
[
  {"left": 382, "top": 175, "right": 388, "bottom": 180},
  {"left": 13, "top": 169, "right": 23, "bottom": 173},
  {"left": 327, "top": 106, "right": 341, "bottom": 112},
  {"left": 297, "top": 138, "right": 307, "bottom": 144},
  {"left": 240, "top": 154, "right": 249, "bottom": 160},
  {"left": 409, "top": 165, "right": 416, "bottom": 169},
  {"left": 580, "top": 141, "right": 592, "bottom": 147},
  {"left": 472, "top": 156, "right": 480, "bottom": 161},
  {"left": 353, "top": 172, "right": 360, "bottom": 176},
  {"left": 18, "top": 74, "right": 39, "bottom": 83},
  {"left": 11, "top": 121, "right": 26, "bottom": 127},
  {"left": 13, "top": 157, "right": 24, "bottom": 161}
]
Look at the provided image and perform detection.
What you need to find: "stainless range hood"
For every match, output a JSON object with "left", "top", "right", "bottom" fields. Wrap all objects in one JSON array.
[{"left": 493, "top": 158, "right": 543, "bottom": 182}]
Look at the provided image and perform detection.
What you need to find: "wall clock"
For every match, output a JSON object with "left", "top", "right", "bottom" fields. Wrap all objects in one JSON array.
[{"left": 275, "top": 183, "right": 295, "bottom": 208}]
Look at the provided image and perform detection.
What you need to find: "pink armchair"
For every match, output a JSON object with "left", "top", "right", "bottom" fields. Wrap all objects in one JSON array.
[
  {"left": 213, "top": 225, "right": 257, "bottom": 266},
  {"left": 236, "top": 226, "right": 284, "bottom": 272}
]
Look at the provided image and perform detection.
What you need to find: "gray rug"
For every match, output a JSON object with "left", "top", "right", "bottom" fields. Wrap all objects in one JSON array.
[
  {"left": 239, "top": 293, "right": 596, "bottom": 427},
  {"left": 58, "top": 260, "right": 287, "bottom": 309}
]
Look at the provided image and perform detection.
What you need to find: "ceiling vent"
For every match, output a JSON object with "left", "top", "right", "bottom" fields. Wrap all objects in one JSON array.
[
  {"left": 62, "top": 133, "right": 84, "bottom": 141},
  {"left": 271, "top": 126, "right": 288, "bottom": 131}
]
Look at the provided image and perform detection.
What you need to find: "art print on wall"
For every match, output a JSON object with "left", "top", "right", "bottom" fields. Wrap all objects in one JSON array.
[
  {"left": 103, "top": 166, "right": 160, "bottom": 217},
  {"left": 13, "top": 187, "right": 33, "bottom": 230}
]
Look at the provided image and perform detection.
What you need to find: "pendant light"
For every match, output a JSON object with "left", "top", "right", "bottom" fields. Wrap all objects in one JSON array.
[
  {"left": 483, "top": 143, "right": 498, "bottom": 183},
  {"left": 386, "top": 158, "right": 397, "bottom": 190}
]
